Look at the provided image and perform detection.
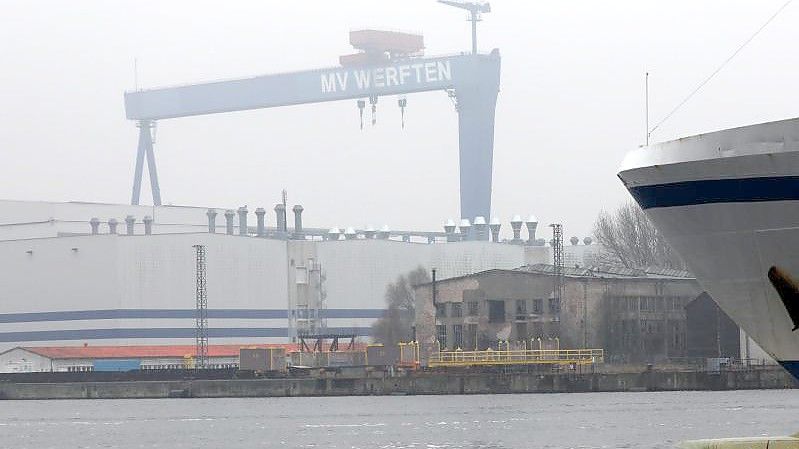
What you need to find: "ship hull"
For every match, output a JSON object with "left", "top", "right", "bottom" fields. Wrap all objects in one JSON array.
[{"left": 619, "top": 117, "right": 799, "bottom": 376}]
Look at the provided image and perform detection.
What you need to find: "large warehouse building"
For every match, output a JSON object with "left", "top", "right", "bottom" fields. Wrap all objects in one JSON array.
[{"left": 0, "top": 199, "right": 560, "bottom": 351}]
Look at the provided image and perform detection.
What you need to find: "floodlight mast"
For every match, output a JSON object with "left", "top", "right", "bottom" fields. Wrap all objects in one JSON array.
[{"left": 438, "top": 0, "right": 491, "bottom": 55}]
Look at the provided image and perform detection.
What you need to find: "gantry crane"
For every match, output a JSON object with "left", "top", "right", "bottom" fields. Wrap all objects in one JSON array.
[{"left": 125, "top": 29, "right": 500, "bottom": 231}]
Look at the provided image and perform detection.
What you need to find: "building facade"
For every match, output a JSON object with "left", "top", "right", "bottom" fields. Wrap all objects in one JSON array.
[
  {"left": 415, "top": 264, "right": 740, "bottom": 364},
  {"left": 0, "top": 200, "right": 550, "bottom": 351}
]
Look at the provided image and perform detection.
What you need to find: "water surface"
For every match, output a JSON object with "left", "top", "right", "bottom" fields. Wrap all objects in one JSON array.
[{"left": 2, "top": 390, "right": 797, "bottom": 448}]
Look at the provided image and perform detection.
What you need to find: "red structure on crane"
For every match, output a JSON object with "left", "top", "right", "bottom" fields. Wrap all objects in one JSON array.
[{"left": 340, "top": 30, "right": 425, "bottom": 67}]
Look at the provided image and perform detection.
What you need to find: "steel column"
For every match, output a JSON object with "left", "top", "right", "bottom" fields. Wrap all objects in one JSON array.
[
  {"left": 455, "top": 53, "right": 501, "bottom": 236},
  {"left": 130, "top": 120, "right": 162, "bottom": 206}
]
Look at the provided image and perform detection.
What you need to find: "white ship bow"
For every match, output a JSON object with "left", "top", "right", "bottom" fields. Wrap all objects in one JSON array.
[{"left": 619, "top": 117, "right": 799, "bottom": 377}]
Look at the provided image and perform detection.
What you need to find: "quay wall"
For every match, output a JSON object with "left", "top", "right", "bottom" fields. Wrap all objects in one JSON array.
[{"left": 0, "top": 367, "right": 794, "bottom": 400}]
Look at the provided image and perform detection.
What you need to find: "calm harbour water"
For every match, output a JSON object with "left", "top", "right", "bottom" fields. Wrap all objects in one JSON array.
[{"left": 1, "top": 390, "right": 798, "bottom": 449}]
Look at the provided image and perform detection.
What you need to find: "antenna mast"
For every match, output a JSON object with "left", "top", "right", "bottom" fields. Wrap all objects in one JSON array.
[
  {"left": 438, "top": 1, "right": 492, "bottom": 54},
  {"left": 281, "top": 189, "right": 288, "bottom": 232},
  {"left": 645, "top": 72, "right": 650, "bottom": 146}
]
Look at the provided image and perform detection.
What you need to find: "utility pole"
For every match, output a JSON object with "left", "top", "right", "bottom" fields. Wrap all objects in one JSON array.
[
  {"left": 432, "top": 268, "right": 438, "bottom": 306},
  {"left": 193, "top": 245, "right": 209, "bottom": 369},
  {"left": 550, "top": 224, "right": 564, "bottom": 316}
]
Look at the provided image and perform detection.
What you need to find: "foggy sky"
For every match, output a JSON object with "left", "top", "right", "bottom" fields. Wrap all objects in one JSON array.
[{"left": 1, "top": 0, "right": 797, "bottom": 239}]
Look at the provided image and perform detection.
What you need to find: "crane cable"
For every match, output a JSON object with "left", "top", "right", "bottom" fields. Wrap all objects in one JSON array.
[{"left": 649, "top": 0, "right": 794, "bottom": 136}]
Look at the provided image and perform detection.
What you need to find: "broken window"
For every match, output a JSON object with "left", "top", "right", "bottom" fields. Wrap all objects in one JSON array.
[
  {"left": 453, "top": 325, "right": 463, "bottom": 349},
  {"left": 515, "top": 299, "right": 527, "bottom": 315},
  {"left": 467, "top": 301, "right": 479, "bottom": 316},
  {"left": 548, "top": 298, "right": 561, "bottom": 314},
  {"left": 488, "top": 300, "right": 506, "bottom": 323},
  {"left": 466, "top": 323, "right": 478, "bottom": 349},
  {"left": 436, "top": 324, "right": 447, "bottom": 349}
]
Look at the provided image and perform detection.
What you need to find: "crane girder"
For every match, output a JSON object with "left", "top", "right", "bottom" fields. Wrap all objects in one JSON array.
[
  {"left": 124, "top": 51, "right": 501, "bottom": 231},
  {"left": 124, "top": 53, "right": 497, "bottom": 121}
]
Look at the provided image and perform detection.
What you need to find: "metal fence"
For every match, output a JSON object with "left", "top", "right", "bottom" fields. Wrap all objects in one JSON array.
[{"left": 428, "top": 348, "right": 604, "bottom": 368}]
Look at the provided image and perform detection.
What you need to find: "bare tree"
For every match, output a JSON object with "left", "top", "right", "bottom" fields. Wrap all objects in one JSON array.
[
  {"left": 371, "top": 266, "right": 430, "bottom": 346},
  {"left": 593, "top": 201, "right": 686, "bottom": 270}
]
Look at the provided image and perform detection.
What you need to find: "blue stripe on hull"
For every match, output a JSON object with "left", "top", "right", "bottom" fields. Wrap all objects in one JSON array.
[
  {"left": 628, "top": 176, "right": 799, "bottom": 209},
  {"left": 0, "top": 308, "right": 384, "bottom": 323},
  {"left": 0, "top": 326, "right": 373, "bottom": 342},
  {"left": 778, "top": 361, "right": 799, "bottom": 381}
]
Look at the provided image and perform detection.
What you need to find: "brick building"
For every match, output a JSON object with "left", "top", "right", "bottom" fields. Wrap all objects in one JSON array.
[{"left": 414, "top": 264, "right": 737, "bottom": 364}]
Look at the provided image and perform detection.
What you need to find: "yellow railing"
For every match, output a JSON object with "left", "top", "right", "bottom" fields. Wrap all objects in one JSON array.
[
  {"left": 428, "top": 348, "right": 604, "bottom": 367},
  {"left": 397, "top": 341, "right": 421, "bottom": 368}
]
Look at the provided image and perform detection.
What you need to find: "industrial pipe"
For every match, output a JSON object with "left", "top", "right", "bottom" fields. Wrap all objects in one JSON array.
[
  {"left": 525, "top": 215, "right": 538, "bottom": 244},
  {"left": 143, "top": 216, "right": 153, "bottom": 235},
  {"left": 292, "top": 205, "right": 304, "bottom": 239},
  {"left": 510, "top": 215, "right": 523, "bottom": 243},
  {"left": 489, "top": 216, "right": 501, "bottom": 242},
  {"left": 473, "top": 216, "right": 487, "bottom": 241},
  {"left": 224, "top": 210, "right": 235, "bottom": 235},
  {"left": 255, "top": 208, "right": 266, "bottom": 237},
  {"left": 125, "top": 215, "right": 136, "bottom": 235},
  {"left": 458, "top": 219, "right": 471, "bottom": 241},
  {"left": 89, "top": 218, "right": 100, "bottom": 235},
  {"left": 444, "top": 219, "right": 457, "bottom": 242},
  {"left": 274, "top": 204, "right": 286, "bottom": 232},
  {"left": 206, "top": 209, "right": 217, "bottom": 234},
  {"left": 238, "top": 206, "right": 248, "bottom": 236}
]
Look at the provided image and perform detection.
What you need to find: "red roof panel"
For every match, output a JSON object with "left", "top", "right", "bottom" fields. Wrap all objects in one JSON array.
[{"left": 20, "top": 343, "right": 366, "bottom": 360}]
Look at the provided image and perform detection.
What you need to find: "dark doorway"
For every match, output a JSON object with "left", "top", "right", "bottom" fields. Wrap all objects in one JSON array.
[{"left": 686, "top": 292, "right": 740, "bottom": 358}]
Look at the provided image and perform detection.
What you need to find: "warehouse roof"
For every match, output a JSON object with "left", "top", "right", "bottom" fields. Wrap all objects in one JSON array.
[
  {"left": 518, "top": 263, "right": 693, "bottom": 279},
  {"left": 2, "top": 344, "right": 318, "bottom": 360},
  {"left": 416, "top": 263, "right": 694, "bottom": 287}
]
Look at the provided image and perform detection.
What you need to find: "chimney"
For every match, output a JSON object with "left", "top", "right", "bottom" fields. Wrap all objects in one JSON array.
[
  {"left": 206, "top": 209, "right": 217, "bottom": 234},
  {"left": 473, "top": 216, "right": 487, "bottom": 241},
  {"left": 255, "top": 208, "right": 266, "bottom": 237},
  {"left": 108, "top": 218, "right": 118, "bottom": 235},
  {"left": 444, "top": 219, "right": 457, "bottom": 242},
  {"left": 510, "top": 215, "right": 523, "bottom": 243},
  {"left": 328, "top": 227, "right": 341, "bottom": 241},
  {"left": 525, "top": 215, "right": 538, "bottom": 244},
  {"left": 458, "top": 219, "right": 471, "bottom": 241},
  {"left": 489, "top": 216, "right": 501, "bottom": 242},
  {"left": 292, "top": 205, "right": 304, "bottom": 239},
  {"left": 237, "top": 206, "right": 248, "bottom": 236},
  {"left": 344, "top": 227, "right": 357, "bottom": 240},
  {"left": 143, "top": 215, "right": 153, "bottom": 235},
  {"left": 125, "top": 215, "right": 136, "bottom": 235},
  {"left": 224, "top": 209, "right": 235, "bottom": 235},
  {"left": 274, "top": 204, "right": 287, "bottom": 232},
  {"left": 89, "top": 217, "right": 100, "bottom": 235}
]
